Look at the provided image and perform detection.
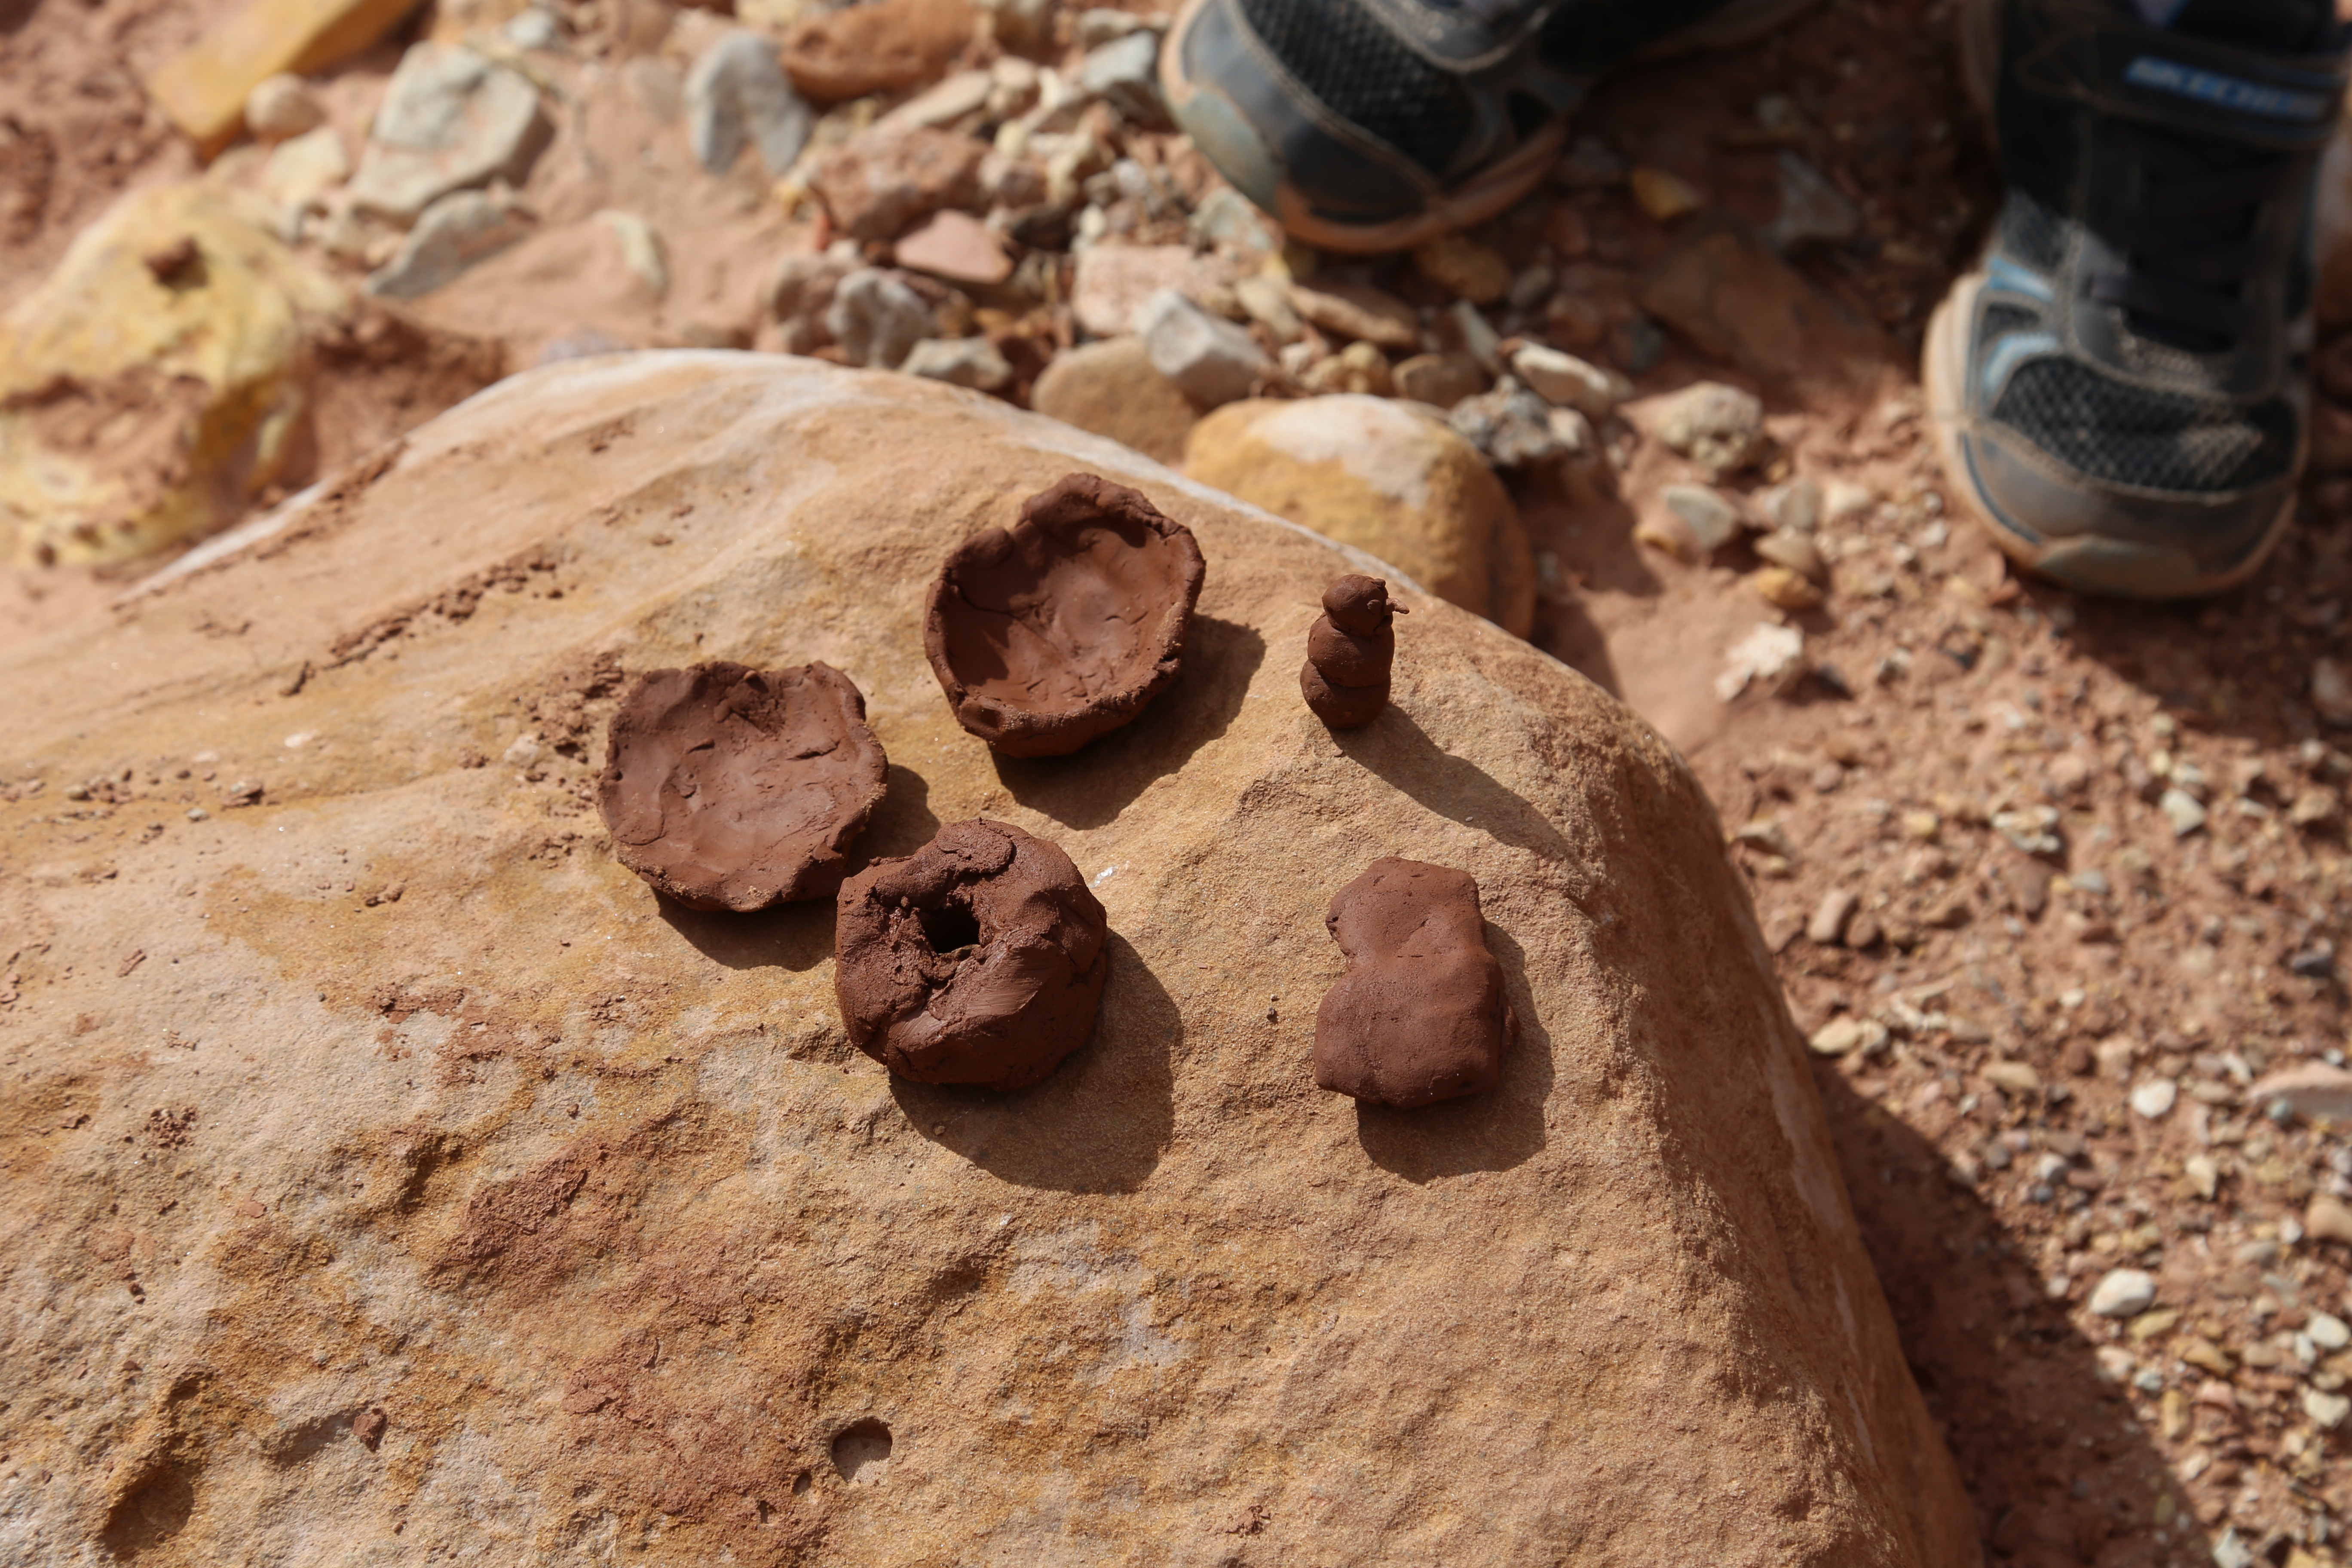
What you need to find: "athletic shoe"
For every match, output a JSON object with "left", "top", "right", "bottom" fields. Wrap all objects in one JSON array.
[
  {"left": 1927, "top": 0, "right": 2349, "bottom": 598},
  {"left": 1161, "top": 0, "right": 1820, "bottom": 254}
]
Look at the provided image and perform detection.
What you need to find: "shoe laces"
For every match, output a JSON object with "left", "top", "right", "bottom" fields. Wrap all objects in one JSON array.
[{"left": 2085, "top": 121, "right": 2303, "bottom": 355}]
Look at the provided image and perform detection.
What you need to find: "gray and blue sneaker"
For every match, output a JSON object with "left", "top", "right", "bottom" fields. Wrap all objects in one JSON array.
[
  {"left": 1159, "top": 0, "right": 1819, "bottom": 254},
  {"left": 1928, "top": 0, "right": 2350, "bottom": 598}
]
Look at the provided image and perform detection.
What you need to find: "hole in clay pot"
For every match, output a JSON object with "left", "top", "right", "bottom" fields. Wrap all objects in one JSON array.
[
  {"left": 830, "top": 1419, "right": 892, "bottom": 1485},
  {"left": 918, "top": 901, "right": 981, "bottom": 955},
  {"left": 790, "top": 1470, "right": 812, "bottom": 1496}
]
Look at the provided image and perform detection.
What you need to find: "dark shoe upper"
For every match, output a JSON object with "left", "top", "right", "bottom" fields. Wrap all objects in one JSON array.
[
  {"left": 1952, "top": 0, "right": 2349, "bottom": 591},
  {"left": 1168, "top": 0, "right": 1743, "bottom": 231}
]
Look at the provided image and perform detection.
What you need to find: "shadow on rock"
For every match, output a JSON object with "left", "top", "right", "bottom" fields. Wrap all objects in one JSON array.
[
  {"left": 991, "top": 616, "right": 1265, "bottom": 831},
  {"left": 891, "top": 932, "right": 1175, "bottom": 1192},
  {"left": 1335, "top": 705, "right": 1576, "bottom": 866},
  {"left": 1813, "top": 1065, "right": 2214, "bottom": 1568},
  {"left": 654, "top": 894, "right": 835, "bottom": 972},
  {"left": 1355, "top": 922, "right": 1551, "bottom": 1182},
  {"left": 1537, "top": 585, "right": 1626, "bottom": 701},
  {"left": 1529, "top": 492, "right": 1662, "bottom": 602},
  {"left": 855, "top": 762, "right": 943, "bottom": 865}
]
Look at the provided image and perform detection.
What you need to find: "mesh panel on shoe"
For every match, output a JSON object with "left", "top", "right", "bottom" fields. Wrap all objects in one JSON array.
[
  {"left": 1237, "top": 0, "right": 1476, "bottom": 175},
  {"left": 1989, "top": 357, "right": 2298, "bottom": 495},
  {"left": 1981, "top": 302, "right": 2040, "bottom": 339},
  {"left": 1998, "top": 190, "right": 2067, "bottom": 273}
]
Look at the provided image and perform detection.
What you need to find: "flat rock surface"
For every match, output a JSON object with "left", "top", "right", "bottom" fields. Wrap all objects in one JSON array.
[{"left": 0, "top": 355, "right": 1969, "bottom": 1565}]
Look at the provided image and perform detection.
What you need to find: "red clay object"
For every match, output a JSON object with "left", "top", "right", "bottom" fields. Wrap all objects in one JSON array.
[
  {"left": 597, "top": 661, "right": 888, "bottom": 911},
  {"left": 1301, "top": 573, "right": 1405, "bottom": 729},
  {"left": 833, "top": 818, "right": 1109, "bottom": 1089},
  {"left": 1314, "top": 858, "right": 1516, "bottom": 1108},
  {"left": 925, "top": 473, "right": 1206, "bottom": 757}
]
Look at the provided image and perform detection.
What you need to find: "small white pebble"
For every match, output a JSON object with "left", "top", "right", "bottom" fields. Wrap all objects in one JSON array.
[{"left": 2087, "top": 1268, "right": 2156, "bottom": 1318}]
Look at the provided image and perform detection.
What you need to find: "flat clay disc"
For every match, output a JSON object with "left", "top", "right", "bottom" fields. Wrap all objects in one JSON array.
[
  {"left": 1314, "top": 858, "right": 1516, "bottom": 1108},
  {"left": 597, "top": 661, "right": 888, "bottom": 911},
  {"left": 924, "top": 473, "right": 1207, "bottom": 757},
  {"left": 833, "top": 818, "right": 1109, "bottom": 1089}
]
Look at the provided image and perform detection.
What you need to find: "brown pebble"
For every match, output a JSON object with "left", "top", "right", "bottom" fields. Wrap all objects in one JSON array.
[
  {"left": 354, "top": 1406, "right": 388, "bottom": 1451},
  {"left": 1301, "top": 574, "right": 1405, "bottom": 729},
  {"left": 1314, "top": 858, "right": 1515, "bottom": 1108},
  {"left": 144, "top": 236, "right": 200, "bottom": 284},
  {"left": 834, "top": 818, "right": 1108, "bottom": 1090}
]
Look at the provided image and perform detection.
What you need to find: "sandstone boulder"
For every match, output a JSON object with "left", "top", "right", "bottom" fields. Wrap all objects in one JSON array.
[
  {"left": 1184, "top": 394, "right": 1536, "bottom": 637},
  {"left": 0, "top": 355, "right": 1970, "bottom": 1565}
]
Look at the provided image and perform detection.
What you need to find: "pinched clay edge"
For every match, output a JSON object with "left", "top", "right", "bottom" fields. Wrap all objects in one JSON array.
[
  {"left": 922, "top": 473, "right": 1207, "bottom": 758},
  {"left": 598, "top": 660, "right": 889, "bottom": 912}
]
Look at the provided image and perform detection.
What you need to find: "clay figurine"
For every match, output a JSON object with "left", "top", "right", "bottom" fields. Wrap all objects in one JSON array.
[
  {"left": 597, "top": 661, "right": 888, "bottom": 911},
  {"left": 925, "top": 473, "right": 1207, "bottom": 757},
  {"left": 1314, "top": 858, "right": 1516, "bottom": 1108},
  {"left": 834, "top": 818, "right": 1109, "bottom": 1089},
  {"left": 1301, "top": 573, "right": 1406, "bottom": 729}
]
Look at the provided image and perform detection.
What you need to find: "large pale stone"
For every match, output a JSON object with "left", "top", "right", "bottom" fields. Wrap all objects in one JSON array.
[
  {"left": 145, "top": 0, "right": 426, "bottom": 154},
  {"left": 0, "top": 356, "right": 1970, "bottom": 1565},
  {"left": 0, "top": 182, "right": 349, "bottom": 567},
  {"left": 1638, "top": 217, "right": 1893, "bottom": 392},
  {"left": 1184, "top": 394, "right": 1536, "bottom": 636},
  {"left": 346, "top": 43, "right": 553, "bottom": 224},
  {"left": 1030, "top": 336, "right": 1205, "bottom": 464}
]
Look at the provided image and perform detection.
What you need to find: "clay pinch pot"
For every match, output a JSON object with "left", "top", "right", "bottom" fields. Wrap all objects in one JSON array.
[
  {"left": 924, "top": 472, "right": 1207, "bottom": 757},
  {"left": 596, "top": 661, "right": 888, "bottom": 911},
  {"left": 833, "top": 818, "right": 1109, "bottom": 1090},
  {"left": 1315, "top": 858, "right": 1517, "bottom": 1109}
]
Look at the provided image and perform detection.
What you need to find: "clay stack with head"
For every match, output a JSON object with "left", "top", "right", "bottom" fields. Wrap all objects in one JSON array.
[
  {"left": 596, "top": 661, "right": 889, "bottom": 910},
  {"left": 1301, "top": 574, "right": 1406, "bottom": 729},
  {"left": 925, "top": 472, "right": 1206, "bottom": 756},
  {"left": 833, "top": 818, "right": 1110, "bottom": 1090},
  {"left": 1315, "top": 858, "right": 1516, "bottom": 1108}
]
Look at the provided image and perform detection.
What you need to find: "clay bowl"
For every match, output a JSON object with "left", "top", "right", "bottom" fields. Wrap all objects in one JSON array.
[
  {"left": 924, "top": 473, "right": 1207, "bottom": 758},
  {"left": 833, "top": 818, "right": 1109, "bottom": 1090},
  {"left": 597, "top": 661, "right": 888, "bottom": 911}
]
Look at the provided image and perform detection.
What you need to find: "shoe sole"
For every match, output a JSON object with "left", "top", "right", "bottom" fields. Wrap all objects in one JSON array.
[
  {"left": 1161, "top": 0, "right": 1823, "bottom": 256},
  {"left": 1923, "top": 270, "right": 2294, "bottom": 599}
]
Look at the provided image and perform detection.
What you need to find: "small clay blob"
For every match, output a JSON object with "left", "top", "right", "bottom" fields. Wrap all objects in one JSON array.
[
  {"left": 924, "top": 473, "right": 1207, "bottom": 757},
  {"left": 833, "top": 818, "right": 1110, "bottom": 1089},
  {"left": 1300, "top": 573, "right": 1406, "bottom": 729},
  {"left": 597, "top": 661, "right": 888, "bottom": 911},
  {"left": 1314, "top": 858, "right": 1517, "bottom": 1109}
]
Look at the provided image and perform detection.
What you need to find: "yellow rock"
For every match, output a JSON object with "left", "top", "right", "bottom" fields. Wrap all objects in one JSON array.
[
  {"left": 1183, "top": 395, "right": 1534, "bottom": 635},
  {"left": 1629, "top": 165, "right": 1703, "bottom": 223},
  {"left": 1753, "top": 564, "right": 1823, "bottom": 611},
  {"left": 2178, "top": 1337, "right": 2234, "bottom": 1375},
  {"left": 1410, "top": 232, "right": 1510, "bottom": 306},
  {"left": 0, "top": 182, "right": 349, "bottom": 568},
  {"left": 147, "top": 0, "right": 427, "bottom": 154}
]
